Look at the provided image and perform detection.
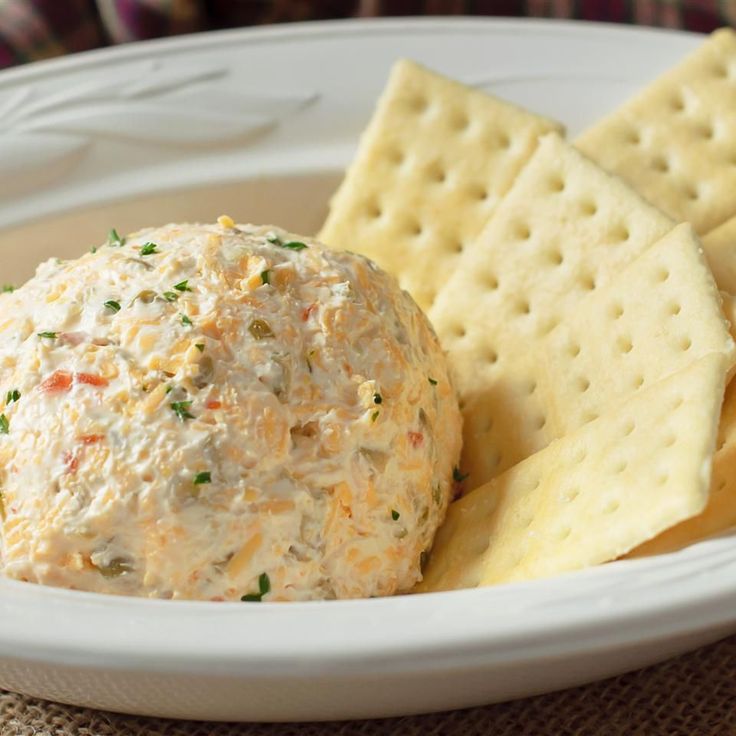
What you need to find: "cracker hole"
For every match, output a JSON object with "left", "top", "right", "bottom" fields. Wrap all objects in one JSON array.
[
  {"left": 538, "top": 318, "right": 559, "bottom": 337},
  {"left": 517, "top": 300, "right": 531, "bottom": 316},
  {"left": 633, "top": 374, "right": 645, "bottom": 389},
  {"left": 577, "top": 377, "right": 590, "bottom": 393},
  {"left": 610, "top": 303, "right": 625, "bottom": 319},
  {"left": 452, "top": 240, "right": 464, "bottom": 254},
  {"left": 556, "top": 526, "right": 571, "bottom": 541},
  {"left": 408, "top": 95, "right": 429, "bottom": 114},
  {"left": 549, "top": 176, "right": 566, "bottom": 193},
  {"left": 626, "top": 129, "right": 642, "bottom": 145},
  {"left": 366, "top": 202, "right": 382, "bottom": 219},
  {"left": 468, "top": 184, "right": 489, "bottom": 202},
  {"left": 452, "top": 324, "right": 467, "bottom": 339},
  {"left": 652, "top": 156, "right": 670, "bottom": 173},
  {"left": 410, "top": 221, "right": 423, "bottom": 237},
  {"left": 698, "top": 122, "right": 715, "bottom": 140},
  {"left": 572, "top": 447, "right": 587, "bottom": 463},
  {"left": 451, "top": 112, "right": 470, "bottom": 132},
  {"left": 684, "top": 184, "right": 699, "bottom": 201},
  {"left": 514, "top": 222, "right": 532, "bottom": 240},
  {"left": 617, "top": 335, "right": 633, "bottom": 354},
  {"left": 580, "top": 200, "right": 598, "bottom": 217},
  {"left": 714, "top": 63, "right": 728, "bottom": 78},
  {"left": 604, "top": 499, "right": 621, "bottom": 514},
  {"left": 386, "top": 148, "right": 405, "bottom": 166},
  {"left": 568, "top": 341, "right": 581, "bottom": 358},
  {"left": 671, "top": 94, "right": 686, "bottom": 112},
  {"left": 563, "top": 487, "right": 580, "bottom": 502},
  {"left": 498, "top": 133, "right": 511, "bottom": 149},
  {"left": 526, "top": 381, "right": 537, "bottom": 395},
  {"left": 654, "top": 267, "right": 670, "bottom": 283},
  {"left": 427, "top": 162, "right": 446, "bottom": 184},
  {"left": 679, "top": 336, "right": 692, "bottom": 351},
  {"left": 669, "top": 303, "right": 682, "bottom": 316},
  {"left": 549, "top": 249, "right": 564, "bottom": 266},
  {"left": 483, "top": 273, "right": 499, "bottom": 290},
  {"left": 520, "top": 514, "right": 534, "bottom": 529},
  {"left": 671, "top": 396, "right": 684, "bottom": 410},
  {"left": 621, "top": 420, "right": 635, "bottom": 437},
  {"left": 664, "top": 433, "right": 676, "bottom": 448},
  {"left": 717, "top": 478, "right": 727, "bottom": 492},
  {"left": 580, "top": 273, "right": 596, "bottom": 291},
  {"left": 535, "top": 415, "right": 546, "bottom": 430},
  {"left": 582, "top": 411, "right": 599, "bottom": 424},
  {"left": 612, "top": 460, "right": 627, "bottom": 475},
  {"left": 610, "top": 225, "right": 630, "bottom": 243},
  {"left": 485, "top": 348, "right": 499, "bottom": 365}
]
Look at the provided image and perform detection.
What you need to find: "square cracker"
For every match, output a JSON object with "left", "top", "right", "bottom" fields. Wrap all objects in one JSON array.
[
  {"left": 703, "top": 215, "right": 736, "bottom": 295},
  {"left": 318, "top": 59, "right": 562, "bottom": 311},
  {"left": 417, "top": 353, "right": 727, "bottom": 592},
  {"left": 576, "top": 28, "right": 736, "bottom": 235},
  {"left": 540, "top": 223, "right": 736, "bottom": 435},
  {"left": 429, "top": 132, "right": 675, "bottom": 485}
]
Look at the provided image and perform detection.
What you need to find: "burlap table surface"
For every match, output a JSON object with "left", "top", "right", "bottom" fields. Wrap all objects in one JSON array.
[{"left": 2, "top": 635, "right": 736, "bottom": 736}]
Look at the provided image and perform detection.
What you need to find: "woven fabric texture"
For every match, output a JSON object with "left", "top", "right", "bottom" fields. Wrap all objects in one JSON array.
[{"left": 2, "top": 635, "right": 736, "bottom": 736}]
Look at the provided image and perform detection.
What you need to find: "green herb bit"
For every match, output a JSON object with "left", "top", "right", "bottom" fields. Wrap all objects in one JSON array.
[
  {"left": 162, "top": 291, "right": 178, "bottom": 302},
  {"left": 195, "top": 343, "right": 205, "bottom": 353},
  {"left": 260, "top": 270, "right": 271, "bottom": 285},
  {"left": 0, "top": 415, "right": 8, "bottom": 434},
  {"left": 266, "top": 234, "right": 281, "bottom": 245},
  {"left": 5, "top": 389, "right": 20, "bottom": 405},
  {"left": 107, "top": 228, "right": 125, "bottom": 247},
  {"left": 428, "top": 377, "right": 438, "bottom": 386},
  {"left": 391, "top": 509, "right": 400, "bottom": 521},
  {"left": 37, "top": 331, "right": 57, "bottom": 339},
  {"left": 171, "top": 400, "right": 194, "bottom": 421},
  {"left": 373, "top": 393, "right": 383, "bottom": 405},
  {"left": 174, "top": 280, "right": 191, "bottom": 292},
  {"left": 139, "top": 242, "right": 158, "bottom": 256},
  {"left": 453, "top": 466, "right": 469, "bottom": 483},
  {"left": 281, "top": 240, "right": 307, "bottom": 251},
  {"left": 90, "top": 246, "right": 97, "bottom": 254},
  {"left": 1, "top": 284, "right": 15, "bottom": 293},
  {"left": 165, "top": 384, "right": 174, "bottom": 394},
  {"left": 241, "top": 572, "right": 271, "bottom": 602},
  {"left": 193, "top": 471, "right": 211, "bottom": 485},
  {"left": 95, "top": 557, "right": 133, "bottom": 578},
  {"left": 249, "top": 318, "right": 274, "bottom": 340},
  {"left": 371, "top": 410, "right": 380, "bottom": 423},
  {"left": 181, "top": 314, "right": 193, "bottom": 326},
  {"left": 104, "top": 300, "right": 121, "bottom": 313}
]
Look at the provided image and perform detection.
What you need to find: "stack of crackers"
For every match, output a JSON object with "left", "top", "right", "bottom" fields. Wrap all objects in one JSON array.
[{"left": 318, "top": 29, "right": 736, "bottom": 593}]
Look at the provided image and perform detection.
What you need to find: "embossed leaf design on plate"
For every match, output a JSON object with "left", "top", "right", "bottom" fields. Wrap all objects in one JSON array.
[{"left": 0, "top": 60, "right": 318, "bottom": 191}]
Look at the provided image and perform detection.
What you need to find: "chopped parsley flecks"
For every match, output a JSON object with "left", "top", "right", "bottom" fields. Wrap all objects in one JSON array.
[
  {"left": 107, "top": 228, "right": 125, "bottom": 247},
  {"left": 428, "top": 377, "right": 438, "bottom": 386},
  {"left": 0, "top": 415, "right": 9, "bottom": 434},
  {"left": 193, "top": 471, "right": 211, "bottom": 485},
  {"left": 391, "top": 509, "right": 400, "bottom": 521},
  {"left": 37, "top": 331, "right": 58, "bottom": 339},
  {"left": 195, "top": 343, "right": 205, "bottom": 352},
  {"left": 180, "top": 314, "right": 193, "bottom": 327},
  {"left": 174, "top": 280, "right": 191, "bottom": 292},
  {"left": 162, "top": 291, "right": 178, "bottom": 302},
  {"left": 281, "top": 240, "right": 308, "bottom": 251},
  {"left": 90, "top": 246, "right": 97, "bottom": 254},
  {"left": 260, "top": 270, "right": 271, "bottom": 285},
  {"left": 104, "top": 300, "right": 121, "bottom": 313},
  {"left": 139, "top": 242, "right": 158, "bottom": 256},
  {"left": 249, "top": 319, "right": 274, "bottom": 340},
  {"left": 165, "top": 384, "right": 174, "bottom": 394},
  {"left": 241, "top": 572, "right": 271, "bottom": 602},
  {"left": 1, "top": 284, "right": 15, "bottom": 293},
  {"left": 170, "top": 400, "right": 194, "bottom": 421},
  {"left": 267, "top": 234, "right": 307, "bottom": 251},
  {"left": 371, "top": 410, "right": 380, "bottom": 423},
  {"left": 453, "top": 466, "right": 469, "bottom": 483},
  {"left": 373, "top": 393, "right": 383, "bottom": 405},
  {"left": 5, "top": 390, "right": 20, "bottom": 405}
]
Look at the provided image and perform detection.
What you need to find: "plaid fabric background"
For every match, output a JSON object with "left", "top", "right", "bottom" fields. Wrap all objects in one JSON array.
[{"left": 0, "top": 0, "right": 734, "bottom": 68}]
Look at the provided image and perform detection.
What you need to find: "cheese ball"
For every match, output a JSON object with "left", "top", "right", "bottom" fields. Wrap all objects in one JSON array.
[{"left": 0, "top": 220, "right": 462, "bottom": 601}]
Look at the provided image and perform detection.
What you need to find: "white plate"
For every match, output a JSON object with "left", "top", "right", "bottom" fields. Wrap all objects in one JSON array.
[{"left": 0, "top": 17, "right": 732, "bottom": 723}]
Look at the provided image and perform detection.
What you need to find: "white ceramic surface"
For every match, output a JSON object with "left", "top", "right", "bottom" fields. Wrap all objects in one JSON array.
[{"left": 0, "top": 17, "right": 732, "bottom": 723}]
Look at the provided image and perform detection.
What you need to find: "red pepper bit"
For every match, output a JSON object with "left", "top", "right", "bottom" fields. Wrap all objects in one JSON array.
[
  {"left": 301, "top": 303, "right": 317, "bottom": 322},
  {"left": 79, "top": 434, "right": 105, "bottom": 445},
  {"left": 63, "top": 451, "right": 79, "bottom": 475},
  {"left": 75, "top": 373, "right": 109, "bottom": 388},
  {"left": 408, "top": 431, "right": 424, "bottom": 449},
  {"left": 39, "top": 371, "right": 73, "bottom": 394},
  {"left": 205, "top": 400, "right": 222, "bottom": 410}
]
